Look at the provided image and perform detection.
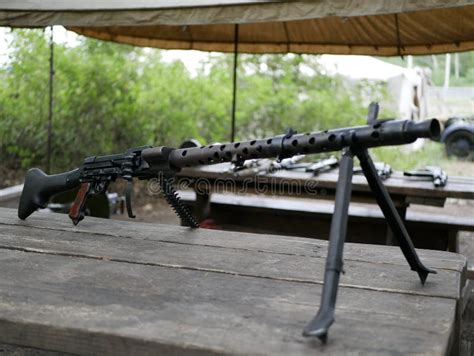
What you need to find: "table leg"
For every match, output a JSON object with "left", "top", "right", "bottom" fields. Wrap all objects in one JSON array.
[
  {"left": 194, "top": 191, "right": 211, "bottom": 222},
  {"left": 447, "top": 230, "right": 459, "bottom": 253}
]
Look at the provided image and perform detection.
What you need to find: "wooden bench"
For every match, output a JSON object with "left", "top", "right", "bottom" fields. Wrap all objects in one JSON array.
[
  {"left": 179, "top": 191, "right": 474, "bottom": 252},
  {"left": 0, "top": 184, "right": 22, "bottom": 209},
  {"left": 177, "top": 163, "right": 474, "bottom": 208},
  {"left": 176, "top": 164, "right": 474, "bottom": 252},
  {"left": 0, "top": 207, "right": 468, "bottom": 355}
]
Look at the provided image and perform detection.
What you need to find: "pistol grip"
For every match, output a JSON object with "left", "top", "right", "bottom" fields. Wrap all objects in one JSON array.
[
  {"left": 69, "top": 183, "right": 92, "bottom": 225},
  {"left": 125, "top": 181, "right": 136, "bottom": 218}
]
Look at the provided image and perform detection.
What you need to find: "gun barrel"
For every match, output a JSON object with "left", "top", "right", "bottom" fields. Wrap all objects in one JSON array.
[
  {"left": 406, "top": 118, "right": 441, "bottom": 139},
  {"left": 169, "top": 119, "right": 440, "bottom": 169}
]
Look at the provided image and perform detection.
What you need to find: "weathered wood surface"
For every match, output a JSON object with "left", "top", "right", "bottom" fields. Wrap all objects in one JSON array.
[
  {"left": 178, "top": 191, "right": 473, "bottom": 251},
  {"left": 0, "top": 207, "right": 467, "bottom": 355},
  {"left": 178, "top": 163, "right": 474, "bottom": 201},
  {"left": 0, "top": 184, "right": 23, "bottom": 209},
  {"left": 179, "top": 191, "right": 474, "bottom": 231}
]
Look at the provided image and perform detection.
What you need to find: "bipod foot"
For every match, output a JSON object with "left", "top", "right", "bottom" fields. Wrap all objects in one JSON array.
[
  {"left": 302, "top": 310, "right": 333, "bottom": 343},
  {"left": 415, "top": 265, "right": 437, "bottom": 285}
]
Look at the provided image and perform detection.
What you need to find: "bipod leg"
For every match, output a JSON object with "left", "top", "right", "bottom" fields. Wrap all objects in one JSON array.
[
  {"left": 354, "top": 148, "right": 436, "bottom": 284},
  {"left": 303, "top": 148, "right": 354, "bottom": 342}
]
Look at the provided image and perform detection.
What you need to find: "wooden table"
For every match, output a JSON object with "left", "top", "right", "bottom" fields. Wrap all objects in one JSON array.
[
  {"left": 0, "top": 207, "right": 468, "bottom": 355},
  {"left": 177, "top": 163, "right": 474, "bottom": 208},
  {"left": 176, "top": 164, "right": 474, "bottom": 250}
]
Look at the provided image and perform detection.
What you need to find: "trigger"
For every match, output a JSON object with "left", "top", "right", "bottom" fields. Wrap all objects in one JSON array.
[{"left": 125, "top": 180, "right": 135, "bottom": 218}]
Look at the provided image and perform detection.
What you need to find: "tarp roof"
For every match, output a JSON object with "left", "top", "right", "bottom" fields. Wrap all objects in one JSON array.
[{"left": 1, "top": 1, "right": 473, "bottom": 55}]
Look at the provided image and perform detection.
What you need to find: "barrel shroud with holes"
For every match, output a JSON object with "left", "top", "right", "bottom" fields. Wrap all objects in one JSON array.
[
  {"left": 169, "top": 118, "right": 439, "bottom": 168},
  {"left": 17, "top": 105, "right": 441, "bottom": 343}
]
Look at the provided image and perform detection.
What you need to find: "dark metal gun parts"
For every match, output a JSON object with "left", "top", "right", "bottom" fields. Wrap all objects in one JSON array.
[
  {"left": 404, "top": 166, "right": 448, "bottom": 187},
  {"left": 354, "top": 161, "right": 392, "bottom": 180}
]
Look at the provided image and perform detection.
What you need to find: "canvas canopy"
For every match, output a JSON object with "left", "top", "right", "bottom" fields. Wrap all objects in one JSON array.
[{"left": 1, "top": 1, "right": 473, "bottom": 56}]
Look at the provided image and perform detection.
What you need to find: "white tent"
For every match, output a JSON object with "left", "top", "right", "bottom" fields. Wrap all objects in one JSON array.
[
  {"left": 320, "top": 55, "right": 429, "bottom": 120},
  {"left": 319, "top": 55, "right": 418, "bottom": 82}
]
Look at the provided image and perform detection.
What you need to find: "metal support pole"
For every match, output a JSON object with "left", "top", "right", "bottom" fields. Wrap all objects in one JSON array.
[
  {"left": 230, "top": 24, "right": 239, "bottom": 142},
  {"left": 47, "top": 26, "right": 54, "bottom": 174},
  {"left": 303, "top": 148, "right": 354, "bottom": 342},
  {"left": 355, "top": 147, "right": 436, "bottom": 284}
]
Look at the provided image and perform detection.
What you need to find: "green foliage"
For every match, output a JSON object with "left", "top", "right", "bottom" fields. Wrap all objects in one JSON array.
[
  {"left": 371, "top": 141, "right": 447, "bottom": 171},
  {"left": 0, "top": 30, "right": 49, "bottom": 169},
  {"left": 0, "top": 30, "right": 146, "bottom": 170},
  {"left": 1, "top": 29, "right": 403, "bottom": 174}
]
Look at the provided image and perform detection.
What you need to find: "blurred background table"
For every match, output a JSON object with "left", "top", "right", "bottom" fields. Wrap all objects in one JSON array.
[{"left": 177, "top": 163, "right": 474, "bottom": 251}]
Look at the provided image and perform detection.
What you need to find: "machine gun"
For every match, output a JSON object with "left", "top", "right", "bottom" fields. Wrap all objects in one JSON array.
[
  {"left": 404, "top": 166, "right": 448, "bottom": 187},
  {"left": 229, "top": 155, "right": 306, "bottom": 176},
  {"left": 354, "top": 161, "right": 393, "bottom": 180},
  {"left": 268, "top": 155, "right": 339, "bottom": 175},
  {"left": 17, "top": 104, "right": 441, "bottom": 343}
]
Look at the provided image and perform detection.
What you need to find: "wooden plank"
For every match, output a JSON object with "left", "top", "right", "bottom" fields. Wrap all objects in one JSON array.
[
  {"left": 179, "top": 192, "right": 470, "bottom": 252},
  {"left": 195, "top": 202, "right": 456, "bottom": 251},
  {"left": 0, "top": 184, "right": 23, "bottom": 202},
  {"left": 0, "top": 248, "right": 458, "bottom": 355},
  {"left": 0, "top": 184, "right": 23, "bottom": 210},
  {"left": 178, "top": 164, "right": 474, "bottom": 200},
  {"left": 179, "top": 191, "right": 474, "bottom": 230},
  {"left": 0, "top": 343, "right": 67, "bottom": 355},
  {"left": 0, "top": 208, "right": 465, "bottom": 273},
  {"left": 0, "top": 222, "right": 463, "bottom": 300}
]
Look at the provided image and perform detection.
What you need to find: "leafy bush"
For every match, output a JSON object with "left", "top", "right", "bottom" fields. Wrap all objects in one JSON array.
[{"left": 1, "top": 29, "right": 386, "bottom": 173}]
